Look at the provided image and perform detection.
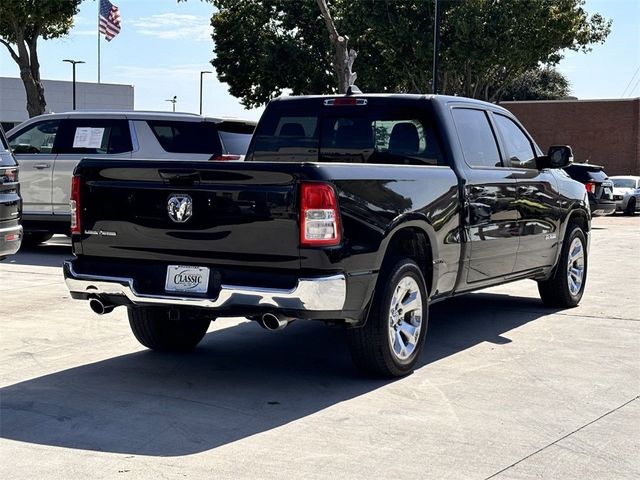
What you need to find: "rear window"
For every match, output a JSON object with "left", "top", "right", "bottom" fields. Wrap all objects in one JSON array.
[
  {"left": 148, "top": 120, "right": 222, "bottom": 155},
  {"left": 217, "top": 121, "right": 255, "bottom": 155},
  {"left": 564, "top": 165, "right": 608, "bottom": 183},
  {"left": 248, "top": 101, "right": 444, "bottom": 165},
  {"left": 0, "top": 128, "right": 17, "bottom": 167}
]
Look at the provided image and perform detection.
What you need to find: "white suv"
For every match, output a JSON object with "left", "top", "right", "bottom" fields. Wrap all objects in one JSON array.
[{"left": 7, "top": 111, "right": 256, "bottom": 245}]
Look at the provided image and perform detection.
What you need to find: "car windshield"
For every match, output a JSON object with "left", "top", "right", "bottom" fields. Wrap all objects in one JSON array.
[
  {"left": 248, "top": 99, "right": 444, "bottom": 166},
  {"left": 612, "top": 179, "right": 636, "bottom": 188}
]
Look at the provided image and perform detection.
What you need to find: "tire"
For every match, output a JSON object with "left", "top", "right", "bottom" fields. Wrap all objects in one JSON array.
[
  {"left": 347, "top": 258, "right": 429, "bottom": 378},
  {"left": 21, "top": 232, "right": 53, "bottom": 247},
  {"left": 537, "top": 225, "right": 587, "bottom": 308},
  {"left": 624, "top": 197, "right": 636, "bottom": 216},
  {"left": 127, "top": 307, "right": 211, "bottom": 352}
]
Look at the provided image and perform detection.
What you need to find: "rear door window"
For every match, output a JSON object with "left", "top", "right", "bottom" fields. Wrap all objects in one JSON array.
[
  {"left": 55, "top": 119, "right": 132, "bottom": 155},
  {"left": 147, "top": 120, "right": 222, "bottom": 155},
  {"left": 451, "top": 108, "right": 502, "bottom": 168},
  {"left": 8, "top": 120, "right": 60, "bottom": 154}
]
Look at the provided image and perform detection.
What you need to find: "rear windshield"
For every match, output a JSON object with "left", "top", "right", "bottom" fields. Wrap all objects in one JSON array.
[
  {"left": 0, "top": 129, "right": 17, "bottom": 167},
  {"left": 612, "top": 178, "right": 637, "bottom": 189},
  {"left": 564, "top": 165, "right": 608, "bottom": 183},
  {"left": 248, "top": 100, "right": 444, "bottom": 165},
  {"left": 148, "top": 120, "right": 222, "bottom": 155},
  {"left": 217, "top": 121, "right": 255, "bottom": 155}
]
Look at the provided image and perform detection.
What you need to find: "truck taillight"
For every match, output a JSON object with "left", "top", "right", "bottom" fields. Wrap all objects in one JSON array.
[
  {"left": 585, "top": 182, "right": 596, "bottom": 194},
  {"left": 70, "top": 175, "right": 81, "bottom": 234},
  {"left": 2, "top": 168, "right": 18, "bottom": 182},
  {"left": 300, "top": 182, "right": 341, "bottom": 247}
]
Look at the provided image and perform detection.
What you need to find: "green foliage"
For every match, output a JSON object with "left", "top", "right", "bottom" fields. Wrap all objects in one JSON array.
[
  {"left": 0, "top": 0, "right": 81, "bottom": 43},
  {"left": 501, "top": 68, "right": 571, "bottom": 101},
  {"left": 209, "top": 0, "right": 611, "bottom": 107}
]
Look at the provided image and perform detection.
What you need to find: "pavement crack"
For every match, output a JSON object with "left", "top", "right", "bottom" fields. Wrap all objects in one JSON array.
[{"left": 483, "top": 395, "right": 640, "bottom": 480}]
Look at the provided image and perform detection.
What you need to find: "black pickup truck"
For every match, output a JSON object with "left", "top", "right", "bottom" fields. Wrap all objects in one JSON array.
[{"left": 64, "top": 93, "right": 590, "bottom": 377}]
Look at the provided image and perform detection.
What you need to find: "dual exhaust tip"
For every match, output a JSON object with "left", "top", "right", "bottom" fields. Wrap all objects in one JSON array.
[{"left": 89, "top": 296, "right": 291, "bottom": 331}]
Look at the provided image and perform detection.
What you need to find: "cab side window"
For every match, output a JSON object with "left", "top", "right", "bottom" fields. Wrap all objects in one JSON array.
[
  {"left": 451, "top": 108, "right": 502, "bottom": 168},
  {"left": 8, "top": 120, "right": 60, "bottom": 154},
  {"left": 493, "top": 114, "right": 537, "bottom": 169},
  {"left": 55, "top": 119, "right": 133, "bottom": 155}
]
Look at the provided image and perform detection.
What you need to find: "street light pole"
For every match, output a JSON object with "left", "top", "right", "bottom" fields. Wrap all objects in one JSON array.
[
  {"left": 63, "top": 59, "right": 85, "bottom": 110},
  {"left": 431, "top": 0, "right": 441, "bottom": 95},
  {"left": 200, "top": 71, "right": 212, "bottom": 115}
]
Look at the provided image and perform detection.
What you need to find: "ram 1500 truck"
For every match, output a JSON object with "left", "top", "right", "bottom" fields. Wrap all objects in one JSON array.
[{"left": 64, "top": 93, "right": 590, "bottom": 377}]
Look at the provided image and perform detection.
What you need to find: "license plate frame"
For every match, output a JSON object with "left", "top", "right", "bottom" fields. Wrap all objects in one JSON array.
[{"left": 165, "top": 265, "right": 210, "bottom": 294}]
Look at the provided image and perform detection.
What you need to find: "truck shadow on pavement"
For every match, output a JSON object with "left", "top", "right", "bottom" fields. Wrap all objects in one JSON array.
[{"left": 0, "top": 292, "right": 556, "bottom": 456}]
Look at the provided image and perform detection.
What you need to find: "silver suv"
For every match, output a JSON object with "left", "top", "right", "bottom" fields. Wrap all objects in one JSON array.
[{"left": 7, "top": 111, "right": 256, "bottom": 245}]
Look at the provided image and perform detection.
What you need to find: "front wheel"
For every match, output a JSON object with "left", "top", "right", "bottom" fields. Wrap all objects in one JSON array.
[
  {"left": 537, "top": 226, "right": 588, "bottom": 308},
  {"left": 624, "top": 197, "right": 636, "bottom": 216},
  {"left": 128, "top": 307, "right": 211, "bottom": 352},
  {"left": 347, "top": 258, "right": 428, "bottom": 377}
]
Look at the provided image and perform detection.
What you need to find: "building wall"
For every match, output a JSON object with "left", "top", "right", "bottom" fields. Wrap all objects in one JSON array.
[
  {"left": 502, "top": 98, "right": 640, "bottom": 176},
  {"left": 0, "top": 77, "right": 134, "bottom": 130}
]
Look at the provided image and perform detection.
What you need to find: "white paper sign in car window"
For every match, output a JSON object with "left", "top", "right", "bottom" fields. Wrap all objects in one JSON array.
[{"left": 73, "top": 127, "right": 105, "bottom": 149}]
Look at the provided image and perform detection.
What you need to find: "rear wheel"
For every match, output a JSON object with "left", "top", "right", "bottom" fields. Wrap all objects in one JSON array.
[
  {"left": 347, "top": 258, "right": 428, "bottom": 377},
  {"left": 127, "top": 307, "right": 211, "bottom": 352},
  {"left": 625, "top": 197, "right": 636, "bottom": 215},
  {"left": 537, "top": 225, "right": 587, "bottom": 308}
]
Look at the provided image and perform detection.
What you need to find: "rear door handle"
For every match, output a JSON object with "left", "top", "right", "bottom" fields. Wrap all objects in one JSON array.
[{"left": 33, "top": 163, "right": 51, "bottom": 169}]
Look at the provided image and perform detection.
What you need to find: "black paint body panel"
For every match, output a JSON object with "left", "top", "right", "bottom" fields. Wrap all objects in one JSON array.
[{"left": 69, "top": 95, "right": 590, "bottom": 323}]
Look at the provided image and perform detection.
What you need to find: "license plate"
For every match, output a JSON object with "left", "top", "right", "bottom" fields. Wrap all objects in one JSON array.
[{"left": 165, "top": 265, "right": 210, "bottom": 293}]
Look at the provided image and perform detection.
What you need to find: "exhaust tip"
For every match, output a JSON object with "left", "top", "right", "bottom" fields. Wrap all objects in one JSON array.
[
  {"left": 260, "top": 313, "right": 289, "bottom": 331},
  {"left": 89, "top": 297, "right": 115, "bottom": 315}
]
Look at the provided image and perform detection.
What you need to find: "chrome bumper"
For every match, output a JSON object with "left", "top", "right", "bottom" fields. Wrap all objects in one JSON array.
[{"left": 63, "top": 261, "right": 346, "bottom": 311}]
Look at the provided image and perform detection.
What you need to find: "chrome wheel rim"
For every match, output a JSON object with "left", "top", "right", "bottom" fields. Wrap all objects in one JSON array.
[
  {"left": 567, "top": 237, "right": 585, "bottom": 296},
  {"left": 388, "top": 276, "right": 423, "bottom": 361}
]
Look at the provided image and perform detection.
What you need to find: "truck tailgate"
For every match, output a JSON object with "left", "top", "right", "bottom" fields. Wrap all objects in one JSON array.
[{"left": 75, "top": 160, "right": 300, "bottom": 269}]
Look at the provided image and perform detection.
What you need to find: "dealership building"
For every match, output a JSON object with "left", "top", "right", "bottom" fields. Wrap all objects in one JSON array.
[{"left": 0, "top": 76, "right": 134, "bottom": 131}]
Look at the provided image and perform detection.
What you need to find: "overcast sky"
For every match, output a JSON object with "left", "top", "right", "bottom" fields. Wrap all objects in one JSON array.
[{"left": 1, "top": 0, "right": 638, "bottom": 121}]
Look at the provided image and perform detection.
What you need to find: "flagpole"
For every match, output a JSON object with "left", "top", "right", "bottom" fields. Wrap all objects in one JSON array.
[{"left": 97, "top": 0, "right": 101, "bottom": 83}]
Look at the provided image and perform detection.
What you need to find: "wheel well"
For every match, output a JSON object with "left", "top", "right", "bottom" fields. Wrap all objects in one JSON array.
[
  {"left": 568, "top": 209, "right": 589, "bottom": 233},
  {"left": 383, "top": 228, "right": 433, "bottom": 294}
]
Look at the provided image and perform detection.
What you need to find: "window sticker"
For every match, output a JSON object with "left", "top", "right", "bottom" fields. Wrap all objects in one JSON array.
[{"left": 73, "top": 127, "right": 105, "bottom": 148}]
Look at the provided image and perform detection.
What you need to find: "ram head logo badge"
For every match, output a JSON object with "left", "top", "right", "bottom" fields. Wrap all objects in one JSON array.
[{"left": 167, "top": 194, "right": 193, "bottom": 223}]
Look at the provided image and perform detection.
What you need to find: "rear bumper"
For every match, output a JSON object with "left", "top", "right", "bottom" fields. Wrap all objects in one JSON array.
[
  {"left": 589, "top": 199, "right": 616, "bottom": 216},
  {"left": 0, "top": 224, "right": 23, "bottom": 257},
  {"left": 63, "top": 260, "right": 347, "bottom": 312}
]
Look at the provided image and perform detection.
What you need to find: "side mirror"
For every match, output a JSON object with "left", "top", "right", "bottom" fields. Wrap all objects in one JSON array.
[{"left": 536, "top": 145, "right": 573, "bottom": 169}]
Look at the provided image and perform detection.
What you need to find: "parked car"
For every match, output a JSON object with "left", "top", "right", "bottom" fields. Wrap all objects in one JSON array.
[
  {"left": 562, "top": 163, "right": 616, "bottom": 216},
  {"left": 6, "top": 111, "right": 256, "bottom": 245},
  {"left": 610, "top": 175, "right": 640, "bottom": 215},
  {"left": 64, "top": 92, "right": 590, "bottom": 377},
  {"left": 0, "top": 126, "right": 22, "bottom": 259}
]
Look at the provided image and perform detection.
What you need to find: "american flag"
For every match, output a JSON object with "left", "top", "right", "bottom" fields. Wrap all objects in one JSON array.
[{"left": 99, "top": 0, "right": 121, "bottom": 42}]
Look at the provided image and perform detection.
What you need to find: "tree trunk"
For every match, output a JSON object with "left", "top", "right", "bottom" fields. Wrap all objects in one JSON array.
[
  {"left": 1, "top": 32, "right": 46, "bottom": 117},
  {"left": 316, "top": 0, "right": 357, "bottom": 93}
]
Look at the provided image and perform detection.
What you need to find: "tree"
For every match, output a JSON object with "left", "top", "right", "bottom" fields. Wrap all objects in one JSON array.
[
  {"left": 209, "top": 0, "right": 611, "bottom": 107},
  {"left": 316, "top": 0, "right": 356, "bottom": 93},
  {"left": 0, "top": 0, "right": 82, "bottom": 117},
  {"left": 500, "top": 67, "right": 571, "bottom": 101}
]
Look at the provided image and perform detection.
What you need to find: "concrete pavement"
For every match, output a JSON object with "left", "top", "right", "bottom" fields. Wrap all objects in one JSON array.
[{"left": 0, "top": 215, "right": 638, "bottom": 479}]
